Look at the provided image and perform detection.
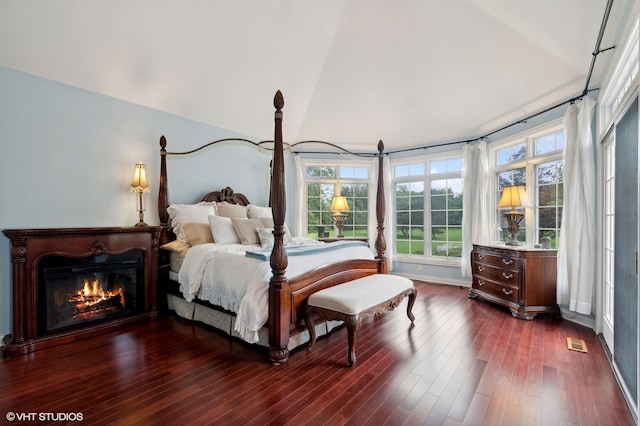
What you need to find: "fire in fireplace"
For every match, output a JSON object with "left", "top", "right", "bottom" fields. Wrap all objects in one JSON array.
[{"left": 39, "top": 251, "right": 144, "bottom": 334}]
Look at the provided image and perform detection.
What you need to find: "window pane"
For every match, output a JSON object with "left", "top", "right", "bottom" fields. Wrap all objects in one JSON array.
[
  {"left": 431, "top": 211, "right": 446, "bottom": 225},
  {"left": 410, "top": 163, "right": 425, "bottom": 176},
  {"left": 341, "top": 183, "right": 368, "bottom": 238},
  {"left": 497, "top": 143, "right": 526, "bottom": 165},
  {"left": 430, "top": 160, "right": 447, "bottom": 174},
  {"left": 395, "top": 180, "right": 424, "bottom": 256},
  {"left": 447, "top": 158, "right": 463, "bottom": 172},
  {"left": 307, "top": 183, "right": 335, "bottom": 238},
  {"left": 536, "top": 159, "right": 563, "bottom": 245},
  {"left": 535, "top": 130, "right": 565, "bottom": 155},
  {"left": 395, "top": 163, "right": 424, "bottom": 177},
  {"left": 395, "top": 164, "right": 409, "bottom": 178},
  {"left": 306, "top": 166, "right": 336, "bottom": 178}
]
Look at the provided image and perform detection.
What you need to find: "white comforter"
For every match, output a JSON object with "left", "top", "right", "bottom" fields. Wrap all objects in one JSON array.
[{"left": 178, "top": 241, "right": 375, "bottom": 343}]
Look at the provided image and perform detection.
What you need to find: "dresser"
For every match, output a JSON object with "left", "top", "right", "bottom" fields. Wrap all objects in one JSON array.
[{"left": 468, "top": 244, "right": 560, "bottom": 319}]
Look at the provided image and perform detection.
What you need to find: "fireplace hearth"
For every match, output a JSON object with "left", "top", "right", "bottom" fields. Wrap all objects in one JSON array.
[{"left": 3, "top": 227, "right": 160, "bottom": 357}]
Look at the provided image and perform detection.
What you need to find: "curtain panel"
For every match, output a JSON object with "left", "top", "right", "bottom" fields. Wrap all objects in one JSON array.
[
  {"left": 557, "top": 97, "right": 596, "bottom": 314},
  {"left": 461, "top": 140, "right": 490, "bottom": 277}
]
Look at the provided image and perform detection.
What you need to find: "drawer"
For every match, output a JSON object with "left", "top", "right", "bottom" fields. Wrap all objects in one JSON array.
[
  {"left": 473, "top": 276, "right": 519, "bottom": 304},
  {"left": 473, "top": 250, "right": 519, "bottom": 271},
  {"left": 473, "top": 263, "right": 520, "bottom": 286}
]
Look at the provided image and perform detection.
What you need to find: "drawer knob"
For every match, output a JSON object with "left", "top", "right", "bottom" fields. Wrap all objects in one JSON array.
[
  {"left": 478, "top": 280, "right": 485, "bottom": 286},
  {"left": 502, "top": 258, "right": 513, "bottom": 265},
  {"left": 502, "top": 272, "right": 513, "bottom": 279},
  {"left": 478, "top": 255, "right": 484, "bottom": 260},
  {"left": 502, "top": 288, "right": 513, "bottom": 295},
  {"left": 478, "top": 266, "right": 484, "bottom": 272}
]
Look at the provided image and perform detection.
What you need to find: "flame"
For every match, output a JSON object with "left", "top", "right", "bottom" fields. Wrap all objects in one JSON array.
[{"left": 73, "top": 279, "right": 123, "bottom": 308}]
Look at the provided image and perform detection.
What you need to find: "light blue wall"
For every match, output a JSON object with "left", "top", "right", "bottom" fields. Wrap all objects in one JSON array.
[
  {"left": 0, "top": 66, "right": 286, "bottom": 338},
  {"left": 0, "top": 64, "right": 582, "bottom": 339}
]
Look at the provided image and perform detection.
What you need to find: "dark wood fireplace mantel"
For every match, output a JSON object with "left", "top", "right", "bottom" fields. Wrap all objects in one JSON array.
[{"left": 3, "top": 226, "right": 161, "bottom": 357}]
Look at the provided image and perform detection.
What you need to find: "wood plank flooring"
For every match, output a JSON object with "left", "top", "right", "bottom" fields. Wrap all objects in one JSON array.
[{"left": 0, "top": 281, "right": 635, "bottom": 425}]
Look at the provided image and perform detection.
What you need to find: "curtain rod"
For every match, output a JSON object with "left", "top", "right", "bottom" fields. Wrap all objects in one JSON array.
[
  {"left": 385, "top": 89, "right": 599, "bottom": 155},
  {"left": 387, "top": 0, "right": 615, "bottom": 156}
]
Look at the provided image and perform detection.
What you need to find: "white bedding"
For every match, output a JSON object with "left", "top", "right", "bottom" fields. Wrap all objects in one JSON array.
[{"left": 177, "top": 240, "right": 375, "bottom": 343}]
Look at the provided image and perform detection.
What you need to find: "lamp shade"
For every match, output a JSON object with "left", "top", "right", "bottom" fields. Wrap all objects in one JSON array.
[
  {"left": 330, "top": 195, "right": 350, "bottom": 213},
  {"left": 130, "top": 163, "right": 150, "bottom": 193},
  {"left": 497, "top": 185, "right": 527, "bottom": 211}
]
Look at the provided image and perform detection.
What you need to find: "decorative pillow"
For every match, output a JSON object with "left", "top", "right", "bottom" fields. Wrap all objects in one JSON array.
[
  {"left": 216, "top": 202, "right": 248, "bottom": 219},
  {"left": 183, "top": 222, "right": 214, "bottom": 246},
  {"left": 160, "top": 240, "right": 191, "bottom": 272},
  {"left": 231, "top": 218, "right": 264, "bottom": 245},
  {"left": 159, "top": 239, "right": 191, "bottom": 253},
  {"left": 247, "top": 205, "right": 272, "bottom": 219},
  {"left": 208, "top": 215, "right": 240, "bottom": 244},
  {"left": 167, "top": 203, "right": 217, "bottom": 243},
  {"left": 256, "top": 227, "right": 275, "bottom": 248},
  {"left": 258, "top": 217, "right": 293, "bottom": 242}
]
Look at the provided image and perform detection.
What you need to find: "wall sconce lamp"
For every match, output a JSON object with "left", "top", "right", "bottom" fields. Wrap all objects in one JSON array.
[
  {"left": 130, "top": 162, "right": 150, "bottom": 227},
  {"left": 330, "top": 195, "right": 350, "bottom": 238},
  {"left": 497, "top": 185, "right": 527, "bottom": 246}
]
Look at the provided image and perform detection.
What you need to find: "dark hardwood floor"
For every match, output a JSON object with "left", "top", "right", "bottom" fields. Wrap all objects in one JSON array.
[{"left": 0, "top": 281, "right": 635, "bottom": 425}]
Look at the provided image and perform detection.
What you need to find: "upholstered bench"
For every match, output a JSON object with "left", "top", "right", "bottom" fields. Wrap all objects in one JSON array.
[{"left": 304, "top": 274, "right": 416, "bottom": 366}]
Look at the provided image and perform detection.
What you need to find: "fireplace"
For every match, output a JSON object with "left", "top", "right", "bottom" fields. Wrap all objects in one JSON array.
[
  {"left": 39, "top": 251, "right": 144, "bottom": 334},
  {"left": 3, "top": 227, "right": 160, "bottom": 357}
]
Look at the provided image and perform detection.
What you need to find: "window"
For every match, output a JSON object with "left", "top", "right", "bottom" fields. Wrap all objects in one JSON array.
[
  {"left": 491, "top": 125, "right": 564, "bottom": 247},
  {"left": 304, "top": 163, "right": 370, "bottom": 239},
  {"left": 394, "top": 155, "right": 463, "bottom": 260}
]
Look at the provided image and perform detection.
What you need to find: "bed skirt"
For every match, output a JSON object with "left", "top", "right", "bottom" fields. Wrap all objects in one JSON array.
[{"left": 166, "top": 294, "right": 343, "bottom": 351}]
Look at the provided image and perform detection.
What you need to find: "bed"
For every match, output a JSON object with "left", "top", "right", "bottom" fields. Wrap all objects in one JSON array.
[{"left": 157, "top": 90, "right": 388, "bottom": 364}]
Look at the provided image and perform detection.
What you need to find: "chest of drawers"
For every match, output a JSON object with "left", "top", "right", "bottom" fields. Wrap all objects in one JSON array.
[{"left": 468, "top": 244, "right": 560, "bottom": 319}]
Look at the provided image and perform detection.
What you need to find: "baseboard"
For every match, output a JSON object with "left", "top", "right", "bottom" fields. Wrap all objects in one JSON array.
[
  {"left": 394, "top": 272, "right": 471, "bottom": 288},
  {"left": 558, "top": 305, "right": 595, "bottom": 329}
]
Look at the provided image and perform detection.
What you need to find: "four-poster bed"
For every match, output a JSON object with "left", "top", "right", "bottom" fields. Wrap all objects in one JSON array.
[{"left": 157, "top": 90, "right": 388, "bottom": 364}]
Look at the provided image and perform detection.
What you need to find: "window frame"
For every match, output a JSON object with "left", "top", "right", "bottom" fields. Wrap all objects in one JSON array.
[
  {"left": 489, "top": 119, "right": 565, "bottom": 246},
  {"left": 392, "top": 150, "right": 464, "bottom": 266},
  {"left": 301, "top": 158, "right": 372, "bottom": 240}
]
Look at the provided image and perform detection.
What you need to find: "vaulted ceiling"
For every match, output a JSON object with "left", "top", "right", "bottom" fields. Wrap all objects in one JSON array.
[{"left": 0, "top": 1, "right": 635, "bottom": 151}]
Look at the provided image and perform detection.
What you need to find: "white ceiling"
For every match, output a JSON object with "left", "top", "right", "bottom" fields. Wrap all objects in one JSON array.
[{"left": 0, "top": 1, "right": 635, "bottom": 152}]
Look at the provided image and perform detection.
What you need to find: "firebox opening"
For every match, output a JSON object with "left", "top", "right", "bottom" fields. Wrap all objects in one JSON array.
[{"left": 38, "top": 251, "right": 144, "bottom": 334}]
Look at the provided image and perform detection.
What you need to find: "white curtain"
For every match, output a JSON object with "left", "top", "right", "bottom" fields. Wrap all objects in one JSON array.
[
  {"left": 370, "top": 155, "right": 394, "bottom": 270},
  {"left": 461, "top": 140, "right": 491, "bottom": 277},
  {"left": 557, "top": 97, "right": 596, "bottom": 314},
  {"left": 292, "top": 154, "right": 306, "bottom": 237}
]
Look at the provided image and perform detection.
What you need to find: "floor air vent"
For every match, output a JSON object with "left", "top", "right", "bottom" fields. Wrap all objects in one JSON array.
[{"left": 566, "top": 337, "right": 588, "bottom": 353}]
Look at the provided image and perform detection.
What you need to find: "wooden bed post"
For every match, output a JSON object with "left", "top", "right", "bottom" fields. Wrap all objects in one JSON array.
[
  {"left": 268, "top": 90, "right": 290, "bottom": 364},
  {"left": 375, "top": 140, "right": 388, "bottom": 273},
  {"left": 158, "top": 135, "right": 170, "bottom": 246}
]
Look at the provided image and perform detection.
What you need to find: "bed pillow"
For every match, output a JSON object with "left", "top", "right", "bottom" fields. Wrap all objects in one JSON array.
[
  {"left": 247, "top": 205, "right": 272, "bottom": 219},
  {"left": 256, "top": 227, "right": 275, "bottom": 249},
  {"left": 183, "top": 222, "right": 214, "bottom": 246},
  {"left": 216, "top": 202, "right": 248, "bottom": 219},
  {"left": 231, "top": 218, "right": 264, "bottom": 245},
  {"left": 167, "top": 202, "right": 217, "bottom": 242},
  {"left": 208, "top": 215, "right": 240, "bottom": 244}
]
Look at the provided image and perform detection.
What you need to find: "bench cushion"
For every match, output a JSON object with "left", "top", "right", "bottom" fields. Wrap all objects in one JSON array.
[{"left": 307, "top": 274, "right": 414, "bottom": 315}]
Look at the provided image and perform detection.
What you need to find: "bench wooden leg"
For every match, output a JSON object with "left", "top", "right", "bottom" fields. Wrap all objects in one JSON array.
[
  {"left": 304, "top": 305, "right": 317, "bottom": 350},
  {"left": 407, "top": 288, "right": 417, "bottom": 322},
  {"left": 346, "top": 316, "right": 360, "bottom": 367}
]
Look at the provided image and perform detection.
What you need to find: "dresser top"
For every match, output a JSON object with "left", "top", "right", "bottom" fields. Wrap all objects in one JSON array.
[{"left": 473, "top": 243, "right": 557, "bottom": 252}]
